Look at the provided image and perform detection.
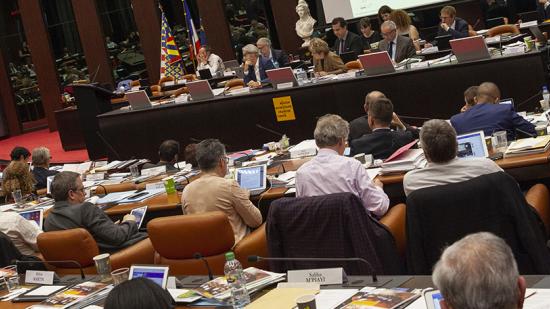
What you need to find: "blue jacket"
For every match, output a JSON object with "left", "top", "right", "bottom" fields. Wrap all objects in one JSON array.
[
  {"left": 450, "top": 103, "right": 536, "bottom": 141},
  {"left": 243, "top": 60, "right": 269, "bottom": 84}
]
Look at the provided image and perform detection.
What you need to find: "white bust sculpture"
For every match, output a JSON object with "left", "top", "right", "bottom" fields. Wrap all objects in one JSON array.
[{"left": 295, "top": 0, "right": 316, "bottom": 47}]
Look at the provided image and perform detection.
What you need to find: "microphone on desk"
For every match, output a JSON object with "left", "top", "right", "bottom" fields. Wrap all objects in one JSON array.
[
  {"left": 516, "top": 128, "right": 536, "bottom": 138},
  {"left": 15, "top": 259, "right": 86, "bottom": 280},
  {"left": 194, "top": 253, "right": 214, "bottom": 280},
  {"left": 256, "top": 124, "right": 284, "bottom": 137},
  {"left": 247, "top": 255, "right": 378, "bottom": 283},
  {"left": 516, "top": 90, "right": 543, "bottom": 111}
]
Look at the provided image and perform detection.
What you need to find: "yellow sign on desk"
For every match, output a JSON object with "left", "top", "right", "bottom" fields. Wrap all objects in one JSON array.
[{"left": 272, "top": 96, "right": 296, "bottom": 122}]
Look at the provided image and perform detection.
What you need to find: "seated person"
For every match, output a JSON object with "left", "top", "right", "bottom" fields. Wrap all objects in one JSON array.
[
  {"left": 390, "top": 9, "right": 421, "bottom": 50},
  {"left": 350, "top": 98, "right": 417, "bottom": 159},
  {"left": 450, "top": 82, "right": 536, "bottom": 141},
  {"left": 181, "top": 139, "right": 262, "bottom": 243},
  {"left": 183, "top": 143, "right": 198, "bottom": 168},
  {"left": 2, "top": 160, "right": 35, "bottom": 203},
  {"left": 331, "top": 17, "right": 363, "bottom": 56},
  {"left": 432, "top": 232, "right": 526, "bottom": 309},
  {"left": 460, "top": 85, "right": 478, "bottom": 112},
  {"left": 142, "top": 140, "right": 180, "bottom": 172},
  {"left": 309, "top": 38, "right": 346, "bottom": 77},
  {"left": 538, "top": 0, "right": 550, "bottom": 21},
  {"left": 44, "top": 172, "right": 147, "bottom": 252},
  {"left": 358, "top": 17, "right": 382, "bottom": 52},
  {"left": 0, "top": 211, "right": 42, "bottom": 256},
  {"left": 242, "top": 44, "right": 267, "bottom": 88},
  {"left": 256, "top": 37, "right": 289, "bottom": 69},
  {"left": 349, "top": 91, "right": 386, "bottom": 141},
  {"left": 31, "top": 147, "right": 58, "bottom": 190},
  {"left": 403, "top": 119, "right": 502, "bottom": 196},
  {"left": 104, "top": 278, "right": 173, "bottom": 309},
  {"left": 484, "top": 0, "right": 510, "bottom": 23},
  {"left": 377, "top": 21, "right": 416, "bottom": 63},
  {"left": 10, "top": 146, "right": 30, "bottom": 162},
  {"left": 197, "top": 45, "right": 224, "bottom": 75},
  {"left": 296, "top": 114, "right": 389, "bottom": 217},
  {"left": 436, "top": 6, "right": 469, "bottom": 39}
]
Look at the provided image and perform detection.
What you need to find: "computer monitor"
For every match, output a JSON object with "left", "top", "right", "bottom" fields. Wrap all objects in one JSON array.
[
  {"left": 339, "top": 51, "right": 358, "bottom": 63},
  {"left": 234, "top": 164, "right": 267, "bottom": 196},
  {"left": 130, "top": 205, "right": 148, "bottom": 229},
  {"left": 198, "top": 68, "right": 213, "bottom": 80},
  {"left": 358, "top": 52, "right": 396, "bottom": 76},
  {"left": 126, "top": 90, "right": 153, "bottom": 110},
  {"left": 449, "top": 36, "right": 491, "bottom": 63},
  {"left": 19, "top": 209, "right": 44, "bottom": 230},
  {"left": 187, "top": 80, "right": 215, "bottom": 101},
  {"left": 129, "top": 265, "right": 169, "bottom": 288},
  {"left": 456, "top": 131, "right": 489, "bottom": 159},
  {"left": 529, "top": 26, "right": 547, "bottom": 46},
  {"left": 434, "top": 34, "right": 452, "bottom": 50},
  {"left": 265, "top": 67, "right": 298, "bottom": 88}
]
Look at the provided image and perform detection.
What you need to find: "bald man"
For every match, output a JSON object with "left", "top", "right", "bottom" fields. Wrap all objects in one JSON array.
[
  {"left": 450, "top": 82, "right": 535, "bottom": 141},
  {"left": 348, "top": 91, "right": 386, "bottom": 142}
]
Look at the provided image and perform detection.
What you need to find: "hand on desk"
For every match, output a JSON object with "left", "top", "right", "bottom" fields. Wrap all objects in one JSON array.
[
  {"left": 122, "top": 214, "right": 136, "bottom": 223},
  {"left": 315, "top": 71, "right": 328, "bottom": 77},
  {"left": 247, "top": 80, "right": 262, "bottom": 89}
]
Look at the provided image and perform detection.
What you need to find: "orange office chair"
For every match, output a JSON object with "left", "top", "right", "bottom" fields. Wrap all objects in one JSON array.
[
  {"left": 174, "top": 87, "right": 190, "bottom": 97},
  {"left": 182, "top": 74, "right": 197, "bottom": 82},
  {"left": 487, "top": 24, "right": 519, "bottom": 37},
  {"left": 37, "top": 228, "right": 155, "bottom": 275},
  {"left": 525, "top": 183, "right": 550, "bottom": 237},
  {"left": 150, "top": 85, "right": 162, "bottom": 96},
  {"left": 345, "top": 60, "right": 363, "bottom": 70},
  {"left": 159, "top": 76, "right": 175, "bottom": 85},
  {"left": 225, "top": 79, "right": 245, "bottom": 91},
  {"left": 130, "top": 80, "right": 141, "bottom": 88}
]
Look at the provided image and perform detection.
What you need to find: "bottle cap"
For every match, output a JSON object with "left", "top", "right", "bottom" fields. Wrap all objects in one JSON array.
[{"left": 225, "top": 252, "right": 235, "bottom": 261}]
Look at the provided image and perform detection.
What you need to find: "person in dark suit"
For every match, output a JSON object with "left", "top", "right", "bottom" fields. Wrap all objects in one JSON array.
[
  {"left": 331, "top": 17, "right": 363, "bottom": 57},
  {"left": 350, "top": 98, "right": 418, "bottom": 159},
  {"left": 450, "top": 82, "right": 536, "bottom": 141},
  {"left": 31, "top": 147, "right": 58, "bottom": 190},
  {"left": 538, "top": 0, "right": 550, "bottom": 20},
  {"left": 436, "top": 6, "right": 469, "bottom": 39},
  {"left": 256, "top": 37, "right": 289, "bottom": 69},
  {"left": 241, "top": 44, "right": 267, "bottom": 88},
  {"left": 348, "top": 91, "right": 386, "bottom": 142},
  {"left": 378, "top": 21, "right": 416, "bottom": 63},
  {"left": 141, "top": 140, "right": 180, "bottom": 173}
]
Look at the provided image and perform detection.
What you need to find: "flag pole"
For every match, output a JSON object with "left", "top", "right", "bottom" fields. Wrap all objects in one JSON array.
[{"left": 182, "top": 0, "right": 197, "bottom": 72}]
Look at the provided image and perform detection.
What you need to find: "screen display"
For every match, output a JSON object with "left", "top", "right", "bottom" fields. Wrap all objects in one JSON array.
[
  {"left": 236, "top": 166, "right": 264, "bottom": 190},
  {"left": 130, "top": 267, "right": 166, "bottom": 287},
  {"left": 130, "top": 206, "right": 147, "bottom": 228},
  {"left": 19, "top": 210, "right": 42, "bottom": 228},
  {"left": 430, "top": 292, "right": 444, "bottom": 309},
  {"left": 457, "top": 132, "right": 487, "bottom": 158},
  {"left": 321, "top": 0, "right": 449, "bottom": 23}
]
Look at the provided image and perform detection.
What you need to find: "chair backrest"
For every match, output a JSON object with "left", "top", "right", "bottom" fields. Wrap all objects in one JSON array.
[
  {"left": 267, "top": 193, "right": 401, "bottom": 275},
  {"left": 37, "top": 228, "right": 99, "bottom": 268},
  {"left": 406, "top": 172, "right": 550, "bottom": 275},
  {"left": 182, "top": 74, "right": 197, "bottom": 81},
  {"left": 345, "top": 60, "right": 362, "bottom": 70},
  {"left": 487, "top": 24, "right": 519, "bottom": 37},
  {"left": 226, "top": 78, "right": 245, "bottom": 91},
  {"left": 147, "top": 212, "right": 235, "bottom": 275},
  {"left": 159, "top": 76, "right": 175, "bottom": 84},
  {"left": 130, "top": 80, "right": 141, "bottom": 87},
  {"left": 174, "top": 86, "right": 189, "bottom": 97}
]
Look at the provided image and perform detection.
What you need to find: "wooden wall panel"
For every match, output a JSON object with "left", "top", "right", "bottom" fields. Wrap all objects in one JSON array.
[
  {"left": 18, "top": 0, "right": 61, "bottom": 131},
  {"left": 0, "top": 50, "right": 20, "bottom": 135},
  {"left": 71, "top": 0, "right": 114, "bottom": 86},
  {"left": 270, "top": 0, "right": 303, "bottom": 54},
  {"left": 197, "top": 0, "right": 234, "bottom": 60},
  {"left": 131, "top": 0, "right": 161, "bottom": 84}
]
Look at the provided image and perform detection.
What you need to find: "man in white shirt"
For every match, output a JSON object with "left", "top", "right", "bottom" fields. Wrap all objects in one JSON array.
[
  {"left": 404, "top": 119, "right": 502, "bottom": 196},
  {"left": 0, "top": 212, "right": 41, "bottom": 256},
  {"left": 197, "top": 45, "right": 224, "bottom": 75}
]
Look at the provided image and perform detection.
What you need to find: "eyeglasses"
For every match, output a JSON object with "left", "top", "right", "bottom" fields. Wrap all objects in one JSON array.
[{"left": 440, "top": 15, "right": 452, "bottom": 20}]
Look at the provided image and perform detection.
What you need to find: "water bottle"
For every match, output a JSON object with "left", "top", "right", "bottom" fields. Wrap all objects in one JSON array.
[
  {"left": 224, "top": 252, "right": 250, "bottom": 308},
  {"left": 543, "top": 86, "right": 550, "bottom": 111}
]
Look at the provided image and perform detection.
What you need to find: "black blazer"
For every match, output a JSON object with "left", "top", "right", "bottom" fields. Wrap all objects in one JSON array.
[
  {"left": 406, "top": 172, "right": 550, "bottom": 275},
  {"left": 435, "top": 17, "right": 469, "bottom": 39},
  {"left": 271, "top": 49, "right": 289, "bottom": 67},
  {"left": 348, "top": 115, "right": 371, "bottom": 142},
  {"left": 350, "top": 128, "right": 416, "bottom": 159},
  {"left": 333, "top": 31, "right": 363, "bottom": 57}
]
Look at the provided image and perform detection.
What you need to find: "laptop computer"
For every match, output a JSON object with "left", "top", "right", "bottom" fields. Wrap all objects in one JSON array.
[
  {"left": 19, "top": 209, "right": 44, "bottom": 229},
  {"left": 235, "top": 164, "right": 267, "bottom": 196},
  {"left": 499, "top": 98, "right": 515, "bottom": 110},
  {"left": 130, "top": 205, "right": 148, "bottom": 229},
  {"left": 449, "top": 36, "right": 491, "bottom": 63},
  {"left": 265, "top": 67, "right": 299, "bottom": 88},
  {"left": 529, "top": 26, "right": 547, "bottom": 46},
  {"left": 129, "top": 265, "right": 170, "bottom": 288},
  {"left": 358, "top": 51, "right": 396, "bottom": 76},
  {"left": 339, "top": 51, "right": 358, "bottom": 63},
  {"left": 198, "top": 68, "right": 213, "bottom": 80},
  {"left": 187, "top": 80, "right": 215, "bottom": 100},
  {"left": 126, "top": 90, "right": 153, "bottom": 110},
  {"left": 456, "top": 131, "right": 489, "bottom": 159},
  {"left": 434, "top": 34, "right": 452, "bottom": 50}
]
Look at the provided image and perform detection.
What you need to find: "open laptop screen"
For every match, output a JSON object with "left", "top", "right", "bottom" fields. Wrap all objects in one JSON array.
[
  {"left": 19, "top": 209, "right": 44, "bottom": 230},
  {"left": 456, "top": 131, "right": 489, "bottom": 158},
  {"left": 129, "top": 265, "right": 169, "bottom": 288},
  {"left": 235, "top": 165, "right": 266, "bottom": 191}
]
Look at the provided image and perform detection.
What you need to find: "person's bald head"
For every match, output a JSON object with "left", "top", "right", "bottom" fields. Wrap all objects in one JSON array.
[
  {"left": 364, "top": 91, "right": 386, "bottom": 113},
  {"left": 475, "top": 82, "right": 500, "bottom": 104}
]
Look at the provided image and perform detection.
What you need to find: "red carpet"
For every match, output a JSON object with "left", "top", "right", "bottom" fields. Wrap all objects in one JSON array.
[{"left": 0, "top": 129, "right": 89, "bottom": 164}]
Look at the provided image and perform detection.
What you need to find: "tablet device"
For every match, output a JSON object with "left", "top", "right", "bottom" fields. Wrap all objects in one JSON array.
[
  {"left": 449, "top": 36, "right": 491, "bottom": 63},
  {"left": 126, "top": 90, "right": 153, "bottom": 110},
  {"left": 130, "top": 205, "right": 148, "bottom": 229},
  {"left": 265, "top": 67, "right": 298, "bottom": 88},
  {"left": 234, "top": 164, "right": 267, "bottom": 196},
  {"left": 187, "top": 80, "right": 215, "bottom": 100},
  {"left": 129, "top": 265, "right": 169, "bottom": 289},
  {"left": 499, "top": 98, "right": 514, "bottom": 110},
  {"left": 198, "top": 68, "right": 213, "bottom": 80},
  {"left": 456, "top": 131, "right": 489, "bottom": 159},
  {"left": 19, "top": 209, "right": 44, "bottom": 230},
  {"left": 12, "top": 285, "right": 68, "bottom": 302},
  {"left": 358, "top": 52, "right": 396, "bottom": 76},
  {"left": 424, "top": 289, "right": 444, "bottom": 309}
]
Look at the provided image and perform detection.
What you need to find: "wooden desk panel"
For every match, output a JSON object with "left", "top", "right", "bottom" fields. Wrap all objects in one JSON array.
[{"left": 104, "top": 192, "right": 181, "bottom": 216}]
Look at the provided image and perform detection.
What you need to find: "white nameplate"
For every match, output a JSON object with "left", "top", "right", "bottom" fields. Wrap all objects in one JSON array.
[
  {"left": 86, "top": 173, "right": 105, "bottom": 181},
  {"left": 287, "top": 268, "right": 343, "bottom": 285},
  {"left": 146, "top": 182, "right": 165, "bottom": 191},
  {"left": 141, "top": 165, "right": 166, "bottom": 177},
  {"left": 520, "top": 21, "right": 538, "bottom": 29},
  {"left": 276, "top": 82, "right": 294, "bottom": 90},
  {"left": 410, "top": 61, "right": 429, "bottom": 69},
  {"left": 25, "top": 270, "right": 55, "bottom": 285},
  {"left": 503, "top": 46, "right": 525, "bottom": 56},
  {"left": 162, "top": 81, "right": 175, "bottom": 87}
]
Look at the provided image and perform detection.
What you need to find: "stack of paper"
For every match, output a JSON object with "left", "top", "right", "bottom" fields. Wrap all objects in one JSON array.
[
  {"left": 504, "top": 135, "right": 550, "bottom": 158},
  {"left": 289, "top": 140, "right": 318, "bottom": 159},
  {"left": 380, "top": 149, "right": 426, "bottom": 175},
  {"left": 28, "top": 281, "right": 109, "bottom": 309},
  {"left": 334, "top": 287, "right": 420, "bottom": 309}
]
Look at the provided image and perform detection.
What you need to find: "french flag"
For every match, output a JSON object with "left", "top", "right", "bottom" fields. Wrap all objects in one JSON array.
[{"left": 183, "top": 0, "right": 201, "bottom": 59}]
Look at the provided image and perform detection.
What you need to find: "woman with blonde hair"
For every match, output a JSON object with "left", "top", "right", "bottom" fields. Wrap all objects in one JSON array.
[
  {"left": 2, "top": 160, "right": 35, "bottom": 202},
  {"left": 390, "top": 9, "right": 421, "bottom": 51},
  {"left": 308, "top": 38, "right": 346, "bottom": 77}
]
